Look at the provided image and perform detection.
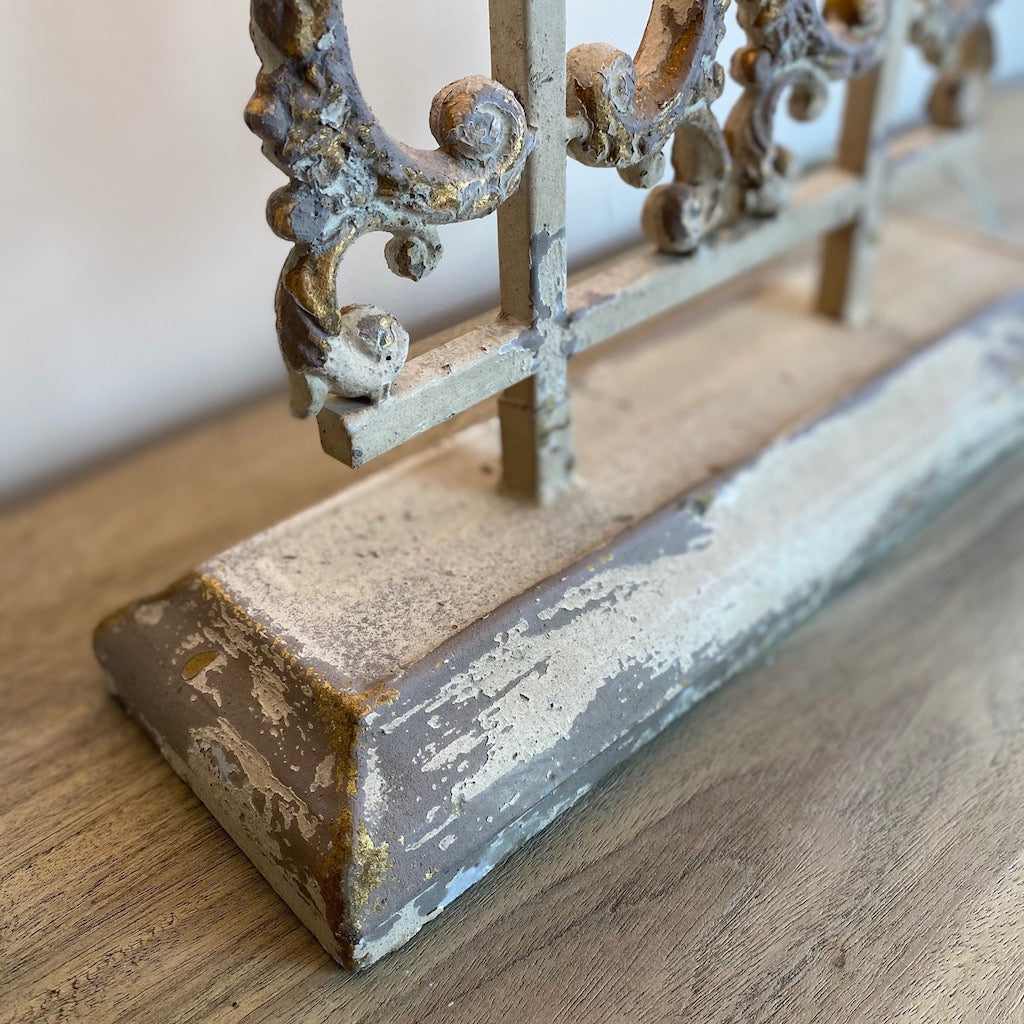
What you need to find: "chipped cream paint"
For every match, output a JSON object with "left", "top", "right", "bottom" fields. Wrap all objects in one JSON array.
[
  {"left": 249, "top": 662, "right": 292, "bottom": 725},
  {"left": 380, "top": 307, "right": 1024, "bottom": 854},
  {"left": 176, "top": 632, "right": 204, "bottom": 655},
  {"left": 419, "top": 731, "right": 485, "bottom": 775},
  {"left": 133, "top": 600, "right": 167, "bottom": 628},
  {"left": 352, "top": 781, "right": 594, "bottom": 965},
  {"left": 189, "top": 719, "right": 318, "bottom": 841},
  {"left": 361, "top": 745, "right": 388, "bottom": 833},
  {"left": 162, "top": 725, "right": 344, "bottom": 963},
  {"left": 311, "top": 754, "right": 336, "bottom": 792}
]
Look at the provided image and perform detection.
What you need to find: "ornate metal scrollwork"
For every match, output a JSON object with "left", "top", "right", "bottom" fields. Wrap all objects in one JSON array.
[
  {"left": 246, "top": 0, "right": 532, "bottom": 416},
  {"left": 910, "top": 0, "right": 996, "bottom": 128},
  {"left": 566, "top": 0, "right": 732, "bottom": 254},
  {"left": 724, "top": 0, "right": 893, "bottom": 218}
]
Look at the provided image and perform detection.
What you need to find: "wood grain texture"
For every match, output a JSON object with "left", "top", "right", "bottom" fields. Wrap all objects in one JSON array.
[{"left": 2, "top": 86, "right": 1024, "bottom": 1024}]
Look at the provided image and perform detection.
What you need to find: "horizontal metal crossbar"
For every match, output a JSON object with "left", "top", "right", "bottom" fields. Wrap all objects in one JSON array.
[{"left": 318, "top": 125, "right": 978, "bottom": 467}]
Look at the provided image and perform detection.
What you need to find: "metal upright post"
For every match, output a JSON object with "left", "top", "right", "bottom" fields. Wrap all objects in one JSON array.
[
  {"left": 817, "top": 0, "right": 913, "bottom": 325},
  {"left": 489, "top": 0, "right": 575, "bottom": 503}
]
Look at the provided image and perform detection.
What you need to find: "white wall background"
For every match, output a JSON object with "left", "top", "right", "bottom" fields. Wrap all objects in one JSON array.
[{"left": 1, "top": 1, "right": 1021, "bottom": 501}]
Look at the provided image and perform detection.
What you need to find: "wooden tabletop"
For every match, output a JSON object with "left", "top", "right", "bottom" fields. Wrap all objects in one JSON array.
[{"left": 3, "top": 89, "right": 1024, "bottom": 1023}]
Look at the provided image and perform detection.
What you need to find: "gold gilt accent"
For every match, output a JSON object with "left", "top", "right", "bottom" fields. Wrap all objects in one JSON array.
[
  {"left": 188, "top": 572, "right": 400, "bottom": 962},
  {"left": 112, "top": 570, "right": 400, "bottom": 968},
  {"left": 567, "top": 0, "right": 732, "bottom": 253},
  {"left": 181, "top": 650, "right": 220, "bottom": 681},
  {"left": 352, "top": 822, "right": 391, "bottom": 926},
  {"left": 246, "top": 0, "right": 533, "bottom": 417},
  {"left": 725, "top": 0, "right": 894, "bottom": 218}
]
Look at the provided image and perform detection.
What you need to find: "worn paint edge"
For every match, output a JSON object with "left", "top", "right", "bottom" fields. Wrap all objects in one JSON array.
[{"left": 351, "top": 289, "right": 1024, "bottom": 963}]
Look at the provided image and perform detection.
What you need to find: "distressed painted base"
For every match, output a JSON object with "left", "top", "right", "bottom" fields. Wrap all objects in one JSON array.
[{"left": 94, "top": 292, "right": 1024, "bottom": 969}]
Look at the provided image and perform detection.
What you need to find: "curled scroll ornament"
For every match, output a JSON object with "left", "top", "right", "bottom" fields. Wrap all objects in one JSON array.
[
  {"left": 566, "top": 0, "right": 733, "bottom": 254},
  {"left": 910, "top": 0, "right": 996, "bottom": 128},
  {"left": 245, "top": 0, "right": 532, "bottom": 417},
  {"left": 725, "top": 0, "right": 893, "bottom": 218}
]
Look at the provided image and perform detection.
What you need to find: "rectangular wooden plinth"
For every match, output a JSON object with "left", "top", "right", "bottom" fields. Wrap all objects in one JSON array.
[{"left": 94, "top": 278, "right": 1024, "bottom": 968}]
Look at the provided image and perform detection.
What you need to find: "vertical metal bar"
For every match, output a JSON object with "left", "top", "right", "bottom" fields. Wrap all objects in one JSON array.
[
  {"left": 817, "top": 0, "right": 912, "bottom": 324},
  {"left": 489, "top": 0, "right": 575, "bottom": 503}
]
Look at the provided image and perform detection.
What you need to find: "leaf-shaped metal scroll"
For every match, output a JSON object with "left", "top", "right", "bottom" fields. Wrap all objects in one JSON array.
[
  {"left": 725, "top": 0, "right": 893, "bottom": 218},
  {"left": 910, "top": 0, "right": 996, "bottom": 129},
  {"left": 566, "top": 0, "right": 732, "bottom": 253},
  {"left": 246, "top": 0, "right": 532, "bottom": 417}
]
